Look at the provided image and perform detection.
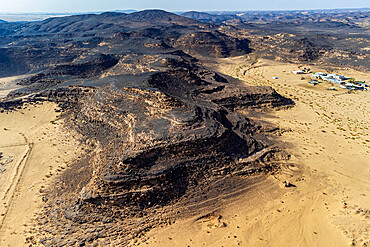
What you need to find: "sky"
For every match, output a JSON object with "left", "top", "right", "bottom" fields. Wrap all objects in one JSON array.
[{"left": 0, "top": 0, "right": 369, "bottom": 13}]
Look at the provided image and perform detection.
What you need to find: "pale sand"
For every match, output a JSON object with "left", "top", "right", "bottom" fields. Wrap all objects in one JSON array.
[
  {"left": 0, "top": 102, "right": 81, "bottom": 246},
  {"left": 143, "top": 58, "right": 369, "bottom": 246},
  {"left": 0, "top": 75, "right": 28, "bottom": 99}
]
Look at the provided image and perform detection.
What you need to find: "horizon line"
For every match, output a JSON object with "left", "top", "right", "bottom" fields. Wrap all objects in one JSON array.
[{"left": 0, "top": 7, "right": 369, "bottom": 15}]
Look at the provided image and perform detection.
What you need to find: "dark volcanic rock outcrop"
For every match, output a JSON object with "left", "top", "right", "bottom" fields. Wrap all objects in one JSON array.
[
  {"left": 24, "top": 64, "right": 292, "bottom": 245},
  {"left": 51, "top": 54, "right": 119, "bottom": 77},
  {"left": 172, "top": 31, "right": 252, "bottom": 57}
]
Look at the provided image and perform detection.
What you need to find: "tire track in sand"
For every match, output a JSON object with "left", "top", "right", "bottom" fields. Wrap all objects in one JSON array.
[{"left": 0, "top": 132, "right": 33, "bottom": 237}]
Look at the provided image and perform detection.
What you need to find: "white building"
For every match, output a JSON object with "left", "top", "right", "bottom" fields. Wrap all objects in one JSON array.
[{"left": 333, "top": 74, "right": 349, "bottom": 80}]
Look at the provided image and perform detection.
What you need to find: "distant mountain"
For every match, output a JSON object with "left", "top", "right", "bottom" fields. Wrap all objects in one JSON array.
[
  {"left": 111, "top": 9, "right": 137, "bottom": 14},
  {"left": 0, "top": 19, "right": 7, "bottom": 23},
  {"left": 10, "top": 10, "right": 202, "bottom": 35},
  {"left": 124, "top": 9, "right": 200, "bottom": 24},
  {"left": 181, "top": 11, "right": 239, "bottom": 23},
  {"left": 206, "top": 9, "right": 370, "bottom": 25}
]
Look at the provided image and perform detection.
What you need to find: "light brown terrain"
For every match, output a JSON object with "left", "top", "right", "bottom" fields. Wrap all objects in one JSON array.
[
  {"left": 0, "top": 102, "right": 81, "bottom": 246},
  {"left": 142, "top": 58, "right": 370, "bottom": 246}
]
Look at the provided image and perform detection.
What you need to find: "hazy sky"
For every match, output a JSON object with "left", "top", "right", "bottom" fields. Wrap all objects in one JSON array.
[{"left": 0, "top": 0, "right": 369, "bottom": 13}]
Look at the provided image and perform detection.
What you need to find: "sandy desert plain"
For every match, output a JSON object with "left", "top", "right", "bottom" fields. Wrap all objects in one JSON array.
[{"left": 0, "top": 57, "right": 369, "bottom": 246}]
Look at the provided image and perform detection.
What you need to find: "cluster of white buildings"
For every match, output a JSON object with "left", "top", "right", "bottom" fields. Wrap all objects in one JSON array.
[{"left": 310, "top": 72, "right": 368, "bottom": 91}]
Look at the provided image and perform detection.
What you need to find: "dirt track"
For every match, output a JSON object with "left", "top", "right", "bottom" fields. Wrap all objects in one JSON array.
[{"left": 0, "top": 102, "right": 80, "bottom": 246}]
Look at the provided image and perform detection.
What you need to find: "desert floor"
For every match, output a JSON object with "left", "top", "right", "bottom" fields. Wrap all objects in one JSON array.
[
  {"left": 0, "top": 102, "right": 81, "bottom": 246},
  {"left": 143, "top": 58, "right": 369, "bottom": 247}
]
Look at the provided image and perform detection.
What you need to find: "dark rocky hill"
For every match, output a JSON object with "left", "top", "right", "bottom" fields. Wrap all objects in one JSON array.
[
  {"left": 1, "top": 10, "right": 202, "bottom": 37},
  {"left": 0, "top": 8, "right": 368, "bottom": 246},
  {"left": 0, "top": 10, "right": 251, "bottom": 78},
  {"left": 21, "top": 62, "right": 292, "bottom": 246}
]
